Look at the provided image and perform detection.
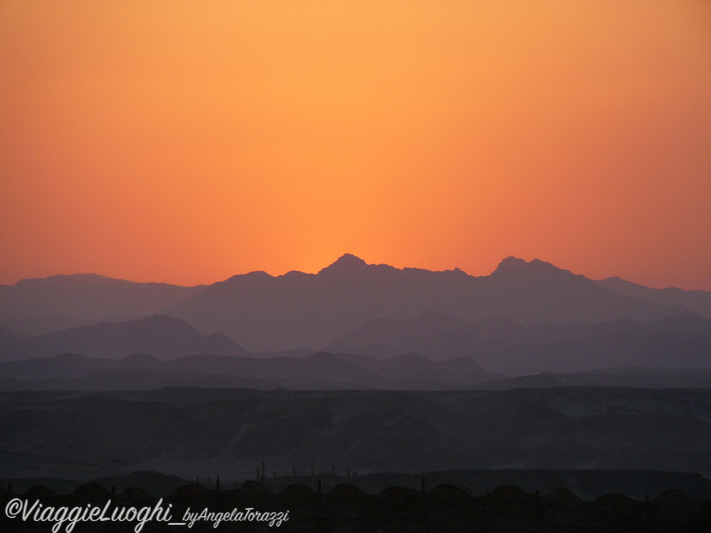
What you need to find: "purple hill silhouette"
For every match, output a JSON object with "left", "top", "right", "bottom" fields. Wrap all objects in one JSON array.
[{"left": 3, "top": 314, "right": 246, "bottom": 361}]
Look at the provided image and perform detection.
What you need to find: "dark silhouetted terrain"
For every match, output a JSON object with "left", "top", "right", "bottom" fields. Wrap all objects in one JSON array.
[
  {"left": 1, "top": 351, "right": 710, "bottom": 391},
  {"left": 3, "top": 475, "right": 711, "bottom": 532},
  {"left": 1, "top": 477, "right": 709, "bottom": 532},
  {"left": 3, "top": 388, "right": 711, "bottom": 483},
  {"left": 2, "top": 257, "right": 711, "bottom": 531},
  {"left": 4, "top": 468, "right": 711, "bottom": 501}
]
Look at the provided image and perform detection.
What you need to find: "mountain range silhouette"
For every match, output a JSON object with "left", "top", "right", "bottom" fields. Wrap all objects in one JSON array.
[
  {"left": 2, "top": 255, "right": 711, "bottom": 369},
  {"left": 160, "top": 254, "right": 699, "bottom": 351},
  {"left": 3, "top": 256, "right": 711, "bottom": 500}
]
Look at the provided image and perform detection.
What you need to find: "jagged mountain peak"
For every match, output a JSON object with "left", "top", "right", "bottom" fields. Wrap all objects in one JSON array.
[
  {"left": 492, "top": 256, "right": 574, "bottom": 279},
  {"left": 221, "top": 270, "right": 274, "bottom": 285},
  {"left": 318, "top": 254, "right": 370, "bottom": 276}
]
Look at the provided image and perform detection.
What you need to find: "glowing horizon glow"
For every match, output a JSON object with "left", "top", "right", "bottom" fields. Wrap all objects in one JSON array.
[{"left": 1, "top": 1, "right": 710, "bottom": 290}]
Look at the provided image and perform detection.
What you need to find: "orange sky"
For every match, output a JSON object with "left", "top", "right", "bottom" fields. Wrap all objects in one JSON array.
[{"left": 1, "top": 1, "right": 710, "bottom": 290}]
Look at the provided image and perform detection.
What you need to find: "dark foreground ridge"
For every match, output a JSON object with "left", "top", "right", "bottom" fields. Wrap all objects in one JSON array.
[
  {"left": 4, "top": 388, "right": 711, "bottom": 480},
  {"left": 1, "top": 479, "right": 709, "bottom": 532}
]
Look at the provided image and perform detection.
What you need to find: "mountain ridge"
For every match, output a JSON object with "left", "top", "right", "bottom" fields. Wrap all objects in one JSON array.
[
  {"left": 2, "top": 255, "right": 705, "bottom": 353},
  {"left": 0, "top": 314, "right": 248, "bottom": 361}
]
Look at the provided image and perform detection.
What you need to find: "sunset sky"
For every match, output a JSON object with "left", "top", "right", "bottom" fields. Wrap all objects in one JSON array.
[{"left": 2, "top": 1, "right": 710, "bottom": 290}]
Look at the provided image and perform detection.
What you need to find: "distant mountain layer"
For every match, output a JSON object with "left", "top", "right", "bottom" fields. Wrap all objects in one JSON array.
[
  {"left": 2, "top": 388, "right": 711, "bottom": 481},
  {"left": 0, "top": 326, "right": 21, "bottom": 351},
  {"left": 596, "top": 276, "right": 711, "bottom": 318},
  {"left": 0, "top": 315, "right": 247, "bottom": 361},
  {"left": 326, "top": 311, "right": 711, "bottom": 375},
  {"left": 485, "top": 367, "right": 711, "bottom": 390},
  {"left": 0, "top": 351, "right": 499, "bottom": 390},
  {"left": 1, "top": 351, "right": 709, "bottom": 391},
  {"left": 7, "top": 308, "right": 710, "bottom": 378},
  {"left": 2, "top": 255, "right": 708, "bottom": 353},
  {"left": 162, "top": 255, "right": 690, "bottom": 351},
  {"left": 0, "top": 274, "right": 203, "bottom": 322}
]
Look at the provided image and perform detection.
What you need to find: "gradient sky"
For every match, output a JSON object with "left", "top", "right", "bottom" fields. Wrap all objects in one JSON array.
[{"left": 2, "top": 1, "right": 710, "bottom": 290}]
